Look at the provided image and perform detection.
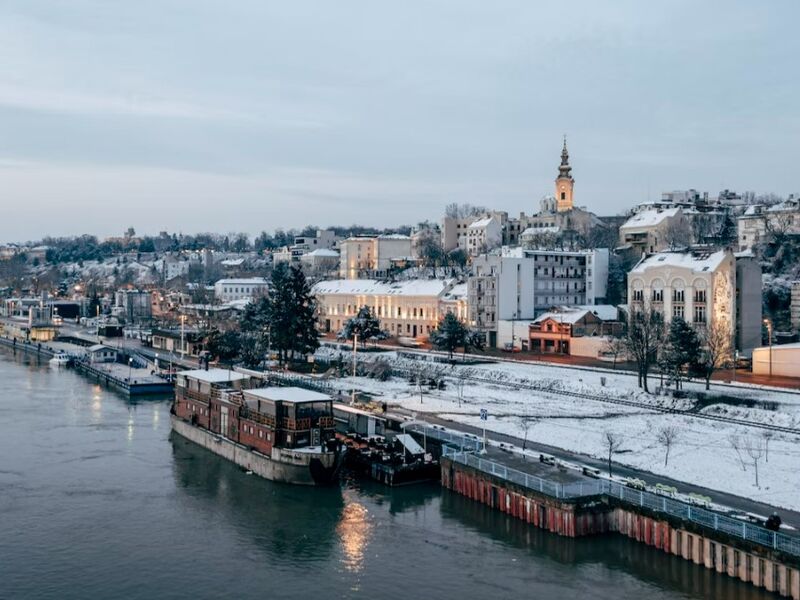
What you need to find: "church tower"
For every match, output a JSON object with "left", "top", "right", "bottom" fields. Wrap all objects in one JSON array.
[{"left": 555, "top": 136, "right": 574, "bottom": 212}]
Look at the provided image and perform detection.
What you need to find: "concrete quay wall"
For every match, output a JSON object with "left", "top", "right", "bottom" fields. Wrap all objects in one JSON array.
[{"left": 442, "top": 457, "right": 800, "bottom": 599}]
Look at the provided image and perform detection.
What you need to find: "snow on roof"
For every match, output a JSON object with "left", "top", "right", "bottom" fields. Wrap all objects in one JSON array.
[
  {"left": 220, "top": 258, "right": 245, "bottom": 266},
  {"left": 630, "top": 250, "right": 729, "bottom": 274},
  {"left": 378, "top": 234, "right": 411, "bottom": 240},
  {"left": 312, "top": 278, "right": 454, "bottom": 297},
  {"left": 620, "top": 208, "right": 681, "bottom": 230},
  {"left": 245, "top": 386, "right": 331, "bottom": 403},
  {"left": 304, "top": 249, "right": 339, "bottom": 257},
  {"left": 468, "top": 216, "right": 495, "bottom": 229},
  {"left": 521, "top": 226, "right": 560, "bottom": 236},
  {"left": 214, "top": 278, "right": 268, "bottom": 285},
  {"left": 88, "top": 344, "right": 114, "bottom": 353},
  {"left": 570, "top": 304, "right": 619, "bottom": 321},
  {"left": 179, "top": 368, "right": 250, "bottom": 383},
  {"left": 533, "top": 309, "right": 592, "bottom": 325},
  {"left": 441, "top": 282, "right": 467, "bottom": 302}
]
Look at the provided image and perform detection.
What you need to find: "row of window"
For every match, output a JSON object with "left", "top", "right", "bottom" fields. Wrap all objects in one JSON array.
[{"left": 632, "top": 289, "right": 707, "bottom": 303}]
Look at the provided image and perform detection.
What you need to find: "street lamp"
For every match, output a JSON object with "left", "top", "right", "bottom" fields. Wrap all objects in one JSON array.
[
  {"left": 180, "top": 315, "right": 187, "bottom": 359},
  {"left": 763, "top": 318, "right": 773, "bottom": 378},
  {"left": 128, "top": 356, "right": 133, "bottom": 381},
  {"left": 351, "top": 332, "right": 358, "bottom": 405},
  {"left": 155, "top": 352, "right": 159, "bottom": 374}
]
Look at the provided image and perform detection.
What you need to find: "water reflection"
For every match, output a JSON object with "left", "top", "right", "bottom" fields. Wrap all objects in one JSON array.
[
  {"left": 439, "top": 491, "right": 775, "bottom": 600},
  {"left": 337, "top": 499, "right": 372, "bottom": 573},
  {"left": 170, "top": 433, "right": 344, "bottom": 563}
]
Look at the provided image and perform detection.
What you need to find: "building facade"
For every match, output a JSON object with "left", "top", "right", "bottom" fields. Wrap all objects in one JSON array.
[
  {"left": 627, "top": 249, "right": 762, "bottom": 354},
  {"left": 312, "top": 278, "right": 460, "bottom": 339},
  {"left": 737, "top": 196, "right": 800, "bottom": 251},
  {"left": 213, "top": 278, "right": 269, "bottom": 303},
  {"left": 338, "top": 235, "right": 413, "bottom": 279},
  {"left": 619, "top": 208, "right": 689, "bottom": 254},
  {"left": 468, "top": 248, "right": 609, "bottom": 346}
]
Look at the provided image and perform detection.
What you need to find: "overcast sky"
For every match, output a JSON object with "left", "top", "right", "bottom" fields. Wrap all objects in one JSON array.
[{"left": 1, "top": 1, "right": 797, "bottom": 242}]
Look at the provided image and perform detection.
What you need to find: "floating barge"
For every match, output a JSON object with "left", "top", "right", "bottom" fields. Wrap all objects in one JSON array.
[{"left": 172, "top": 369, "right": 343, "bottom": 486}]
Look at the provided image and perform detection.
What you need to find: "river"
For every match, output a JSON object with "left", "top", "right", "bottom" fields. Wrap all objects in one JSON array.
[{"left": 0, "top": 348, "right": 773, "bottom": 599}]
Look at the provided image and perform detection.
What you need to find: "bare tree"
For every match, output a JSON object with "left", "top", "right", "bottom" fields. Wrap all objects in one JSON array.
[
  {"left": 696, "top": 320, "right": 733, "bottom": 390},
  {"left": 728, "top": 435, "right": 748, "bottom": 472},
  {"left": 743, "top": 436, "right": 765, "bottom": 488},
  {"left": 656, "top": 425, "right": 679, "bottom": 467},
  {"left": 624, "top": 306, "right": 664, "bottom": 393},
  {"left": 519, "top": 415, "right": 539, "bottom": 451},
  {"left": 602, "top": 336, "right": 626, "bottom": 370},
  {"left": 453, "top": 366, "right": 475, "bottom": 407},
  {"left": 603, "top": 432, "right": 623, "bottom": 477},
  {"left": 761, "top": 431, "right": 774, "bottom": 462},
  {"left": 663, "top": 218, "right": 692, "bottom": 249}
]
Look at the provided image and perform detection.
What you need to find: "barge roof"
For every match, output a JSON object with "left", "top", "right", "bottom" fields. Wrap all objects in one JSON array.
[
  {"left": 245, "top": 386, "right": 331, "bottom": 403},
  {"left": 179, "top": 368, "right": 249, "bottom": 384}
]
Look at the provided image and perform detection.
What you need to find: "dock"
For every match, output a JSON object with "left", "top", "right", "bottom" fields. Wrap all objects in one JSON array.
[
  {"left": 72, "top": 360, "right": 173, "bottom": 396},
  {"left": 406, "top": 424, "right": 800, "bottom": 600}
]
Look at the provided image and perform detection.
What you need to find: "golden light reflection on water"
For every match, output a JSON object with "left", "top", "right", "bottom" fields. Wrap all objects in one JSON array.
[{"left": 336, "top": 501, "right": 371, "bottom": 574}]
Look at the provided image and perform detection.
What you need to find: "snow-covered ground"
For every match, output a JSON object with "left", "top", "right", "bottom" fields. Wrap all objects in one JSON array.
[{"left": 317, "top": 348, "right": 800, "bottom": 511}]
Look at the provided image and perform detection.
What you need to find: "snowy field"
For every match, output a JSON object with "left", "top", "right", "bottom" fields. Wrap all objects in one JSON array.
[{"left": 317, "top": 348, "right": 800, "bottom": 511}]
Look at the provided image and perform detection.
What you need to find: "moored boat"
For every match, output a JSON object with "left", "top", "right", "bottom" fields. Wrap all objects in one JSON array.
[
  {"left": 171, "top": 369, "right": 343, "bottom": 486},
  {"left": 49, "top": 352, "right": 72, "bottom": 368}
]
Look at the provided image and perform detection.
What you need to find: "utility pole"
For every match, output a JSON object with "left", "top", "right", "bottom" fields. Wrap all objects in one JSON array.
[
  {"left": 180, "top": 314, "right": 186, "bottom": 359},
  {"left": 351, "top": 332, "right": 358, "bottom": 404},
  {"left": 763, "top": 318, "right": 773, "bottom": 378}
]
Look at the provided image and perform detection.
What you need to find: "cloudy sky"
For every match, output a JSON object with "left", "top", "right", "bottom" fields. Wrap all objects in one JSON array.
[{"left": 0, "top": 1, "right": 797, "bottom": 241}]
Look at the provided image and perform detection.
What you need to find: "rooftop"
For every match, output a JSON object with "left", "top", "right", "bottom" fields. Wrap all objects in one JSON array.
[
  {"left": 620, "top": 208, "right": 681, "bottom": 229},
  {"left": 312, "top": 278, "right": 454, "bottom": 297},
  {"left": 630, "top": 250, "right": 729, "bottom": 275},
  {"left": 178, "top": 368, "right": 250, "bottom": 384},
  {"left": 245, "top": 386, "right": 331, "bottom": 404},
  {"left": 215, "top": 278, "right": 268, "bottom": 285}
]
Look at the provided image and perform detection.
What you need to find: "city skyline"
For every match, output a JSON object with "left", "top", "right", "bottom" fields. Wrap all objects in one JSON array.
[{"left": 1, "top": 1, "right": 798, "bottom": 241}]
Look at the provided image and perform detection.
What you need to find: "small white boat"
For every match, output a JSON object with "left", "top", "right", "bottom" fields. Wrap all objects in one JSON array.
[{"left": 49, "top": 353, "right": 72, "bottom": 368}]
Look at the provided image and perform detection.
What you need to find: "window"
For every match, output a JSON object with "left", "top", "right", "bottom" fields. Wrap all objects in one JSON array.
[
  {"left": 632, "top": 289, "right": 644, "bottom": 302},
  {"left": 673, "top": 305, "right": 684, "bottom": 319},
  {"left": 561, "top": 192, "right": 565, "bottom": 200},
  {"left": 695, "top": 289, "right": 706, "bottom": 303},
  {"left": 652, "top": 289, "right": 663, "bottom": 302},
  {"left": 672, "top": 289, "right": 684, "bottom": 302},
  {"left": 693, "top": 305, "right": 706, "bottom": 324}
]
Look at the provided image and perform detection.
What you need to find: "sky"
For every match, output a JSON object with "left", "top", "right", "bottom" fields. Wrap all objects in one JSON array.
[{"left": 0, "top": 0, "right": 798, "bottom": 242}]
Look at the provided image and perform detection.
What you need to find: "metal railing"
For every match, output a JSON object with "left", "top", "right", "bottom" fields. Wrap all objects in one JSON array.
[
  {"left": 404, "top": 423, "right": 482, "bottom": 453},
  {"left": 441, "top": 447, "right": 800, "bottom": 557}
]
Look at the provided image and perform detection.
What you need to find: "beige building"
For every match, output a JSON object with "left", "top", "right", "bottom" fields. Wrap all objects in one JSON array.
[
  {"left": 737, "top": 196, "right": 800, "bottom": 251},
  {"left": 338, "top": 235, "right": 412, "bottom": 279},
  {"left": 619, "top": 207, "right": 689, "bottom": 254},
  {"left": 312, "top": 278, "right": 461, "bottom": 339},
  {"left": 627, "top": 249, "right": 762, "bottom": 353}
]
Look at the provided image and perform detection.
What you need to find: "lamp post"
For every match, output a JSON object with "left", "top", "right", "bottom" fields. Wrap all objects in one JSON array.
[
  {"left": 763, "top": 318, "right": 773, "bottom": 378},
  {"left": 180, "top": 315, "right": 187, "bottom": 359},
  {"left": 351, "top": 332, "right": 358, "bottom": 405},
  {"left": 128, "top": 356, "right": 133, "bottom": 381},
  {"left": 155, "top": 352, "right": 159, "bottom": 375}
]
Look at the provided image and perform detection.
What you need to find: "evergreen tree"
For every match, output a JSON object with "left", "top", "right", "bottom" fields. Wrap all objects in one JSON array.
[
  {"left": 287, "top": 265, "right": 319, "bottom": 361},
  {"left": 659, "top": 317, "right": 701, "bottom": 390},
  {"left": 429, "top": 313, "right": 482, "bottom": 360},
  {"left": 264, "top": 263, "right": 294, "bottom": 364},
  {"left": 338, "top": 306, "right": 389, "bottom": 347}
]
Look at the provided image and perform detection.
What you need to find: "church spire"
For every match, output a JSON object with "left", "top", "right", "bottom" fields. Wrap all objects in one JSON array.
[
  {"left": 555, "top": 135, "right": 574, "bottom": 212},
  {"left": 558, "top": 135, "right": 572, "bottom": 180}
]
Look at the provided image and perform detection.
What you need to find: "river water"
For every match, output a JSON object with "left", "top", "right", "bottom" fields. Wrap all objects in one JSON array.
[{"left": 0, "top": 349, "right": 773, "bottom": 600}]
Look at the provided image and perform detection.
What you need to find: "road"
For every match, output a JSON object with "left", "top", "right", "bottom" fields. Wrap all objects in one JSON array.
[{"left": 388, "top": 405, "right": 800, "bottom": 531}]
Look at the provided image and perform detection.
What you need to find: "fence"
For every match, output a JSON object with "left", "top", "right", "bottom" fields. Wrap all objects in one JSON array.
[{"left": 441, "top": 447, "right": 800, "bottom": 557}]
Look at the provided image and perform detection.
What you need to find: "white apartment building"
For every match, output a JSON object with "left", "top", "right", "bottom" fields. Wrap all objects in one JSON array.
[
  {"left": 213, "top": 278, "right": 269, "bottom": 303},
  {"left": 338, "top": 235, "right": 413, "bottom": 279},
  {"left": 737, "top": 196, "right": 800, "bottom": 251},
  {"left": 468, "top": 248, "right": 609, "bottom": 346},
  {"left": 627, "top": 249, "right": 762, "bottom": 353},
  {"left": 462, "top": 216, "right": 503, "bottom": 257},
  {"left": 313, "top": 278, "right": 461, "bottom": 339},
  {"left": 300, "top": 249, "right": 340, "bottom": 274},
  {"left": 619, "top": 207, "right": 689, "bottom": 254}
]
